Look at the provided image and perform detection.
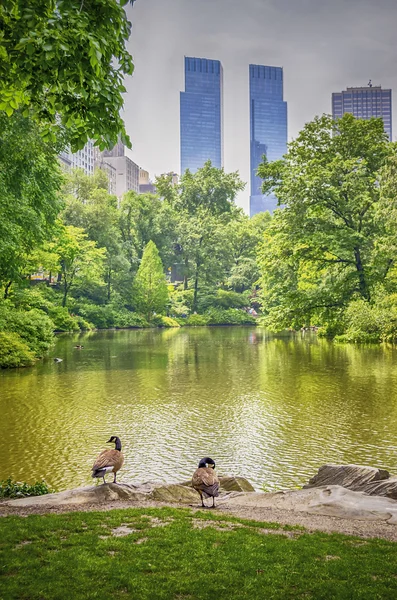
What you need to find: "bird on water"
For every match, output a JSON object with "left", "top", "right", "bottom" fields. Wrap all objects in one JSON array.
[
  {"left": 192, "top": 457, "right": 220, "bottom": 508},
  {"left": 91, "top": 436, "right": 124, "bottom": 484}
]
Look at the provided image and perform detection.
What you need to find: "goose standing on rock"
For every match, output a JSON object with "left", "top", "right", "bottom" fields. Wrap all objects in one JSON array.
[
  {"left": 91, "top": 436, "right": 124, "bottom": 484},
  {"left": 192, "top": 457, "right": 220, "bottom": 508}
]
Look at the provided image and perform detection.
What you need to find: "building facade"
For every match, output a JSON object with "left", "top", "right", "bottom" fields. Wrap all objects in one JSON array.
[
  {"left": 249, "top": 64, "right": 287, "bottom": 216},
  {"left": 103, "top": 155, "right": 140, "bottom": 198},
  {"left": 180, "top": 56, "right": 223, "bottom": 174},
  {"left": 332, "top": 85, "right": 392, "bottom": 140},
  {"left": 59, "top": 140, "right": 95, "bottom": 175}
]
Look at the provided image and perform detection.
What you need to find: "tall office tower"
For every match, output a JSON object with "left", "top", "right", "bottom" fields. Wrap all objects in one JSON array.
[
  {"left": 59, "top": 140, "right": 95, "bottom": 175},
  {"left": 332, "top": 84, "right": 392, "bottom": 140},
  {"left": 180, "top": 56, "right": 223, "bottom": 174},
  {"left": 249, "top": 64, "right": 287, "bottom": 216}
]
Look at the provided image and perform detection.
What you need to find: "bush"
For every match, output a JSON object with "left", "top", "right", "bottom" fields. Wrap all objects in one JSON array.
[
  {"left": 0, "top": 477, "right": 53, "bottom": 498},
  {"left": 157, "top": 316, "right": 180, "bottom": 328},
  {"left": 184, "top": 314, "right": 210, "bottom": 326},
  {"left": 48, "top": 306, "right": 80, "bottom": 332},
  {"left": 214, "top": 290, "right": 249, "bottom": 309},
  {"left": 205, "top": 308, "right": 256, "bottom": 326},
  {"left": 0, "top": 303, "right": 54, "bottom": 357},
  {"left": 0, "top": 331, "right": 35, "bottom": 368},
  {"left": 74, "top": 302, "right": 148, "bottom": 329}
]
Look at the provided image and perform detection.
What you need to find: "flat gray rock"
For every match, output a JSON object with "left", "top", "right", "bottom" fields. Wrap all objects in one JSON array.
[{"left": 225, "top": 485, "right": 397, "bottom": 523}]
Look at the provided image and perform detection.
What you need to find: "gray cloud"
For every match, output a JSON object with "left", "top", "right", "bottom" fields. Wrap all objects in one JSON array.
[{"left": 124, "top": 0, "right": 397, "bottom": 212}]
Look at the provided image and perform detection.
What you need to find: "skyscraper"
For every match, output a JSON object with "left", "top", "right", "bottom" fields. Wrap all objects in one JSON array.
[
  {"left": 332, "top": 85, "right": 392, "bottom": 140},
  {"left": 59, "top": 140, "right": 95, "bottom": 175},
  {"left": 180, "top": 56, "right": 223, "bottom": 174},
  {"left": 249, "top": 64, "right": 287, "bottom": 216}
]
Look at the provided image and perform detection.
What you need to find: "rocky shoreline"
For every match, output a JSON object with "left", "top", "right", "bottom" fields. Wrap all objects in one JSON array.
[{"left": 2, "top": 465, "right": 397, "bottom": 541}]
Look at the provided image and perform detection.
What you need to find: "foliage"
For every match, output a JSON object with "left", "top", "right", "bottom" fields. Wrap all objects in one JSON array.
[
  {"left": 157, "top": 161, "right": 245, "bottom": 310},
  {"left": 184, "top": 314, "right": 210, "bottom": 326},
  {"left": 0, "top": 331, "right": 35, "bottom": 368},
  {"left": 0, "top": 113, "right": 63, "bottom": 287},
  {"left": 257, "top": 114, "right": 394, "bottom": 332},
  {"left": 132, "top": 241, "right": 169, "bottom": 321},
  {"left": 332, "top": 294, "right": 397, "bottom": 344},
  {"left": 150, "top": 315, "right": 180, "bottom": 328},
  {"left": 50, "top": 224, "right": 106, "bottom": 307},
  {"left": 74, "top": 302, "right": 148, "bottom": 329},
  {"left": 205, "top": 308, "right": 257, "bottom": 326},
  {"left": 2, "top": 507, "right": 397, "bottom": 599},
  {"left": 0, "top": 0, "right": 134, "bottom": 150},
  {"left": 0, "top": 477, "right": 52, "bottom": 498},
  {"left": 48, "top": 306, "right": 80, "bottom": 332},
  {"left": 0, "top": 303, "right": 54, "bottom": 357}
]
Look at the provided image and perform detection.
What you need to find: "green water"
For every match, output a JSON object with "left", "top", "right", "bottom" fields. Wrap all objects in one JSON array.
[{"left": 1, "top": 327, "right": 397, "bottom": 492}]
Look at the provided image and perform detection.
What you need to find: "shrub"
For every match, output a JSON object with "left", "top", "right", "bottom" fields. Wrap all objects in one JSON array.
[
  {"left": 48, "top": 306, "right": 80, "bottom": 332},
  {"left": 185, "top": 314, "right": 210, "bottom": 326},
  {"left": 0, "top": 303, "right": 54, "bottom": 357},
  {"left": 205, "top": 308, "right": 256, "bottom": 326},
  {"left": 0, "top": 477, "right": 53, "bottom": 498},
  {"left": 0, "top": 331, "right": 35, "bottom": 368},
  {"left": 214, "top": 290, "right": 249, "bottom": 309},
  {"left": 158, "top": 316, "right": 180, "bottom": 328}
]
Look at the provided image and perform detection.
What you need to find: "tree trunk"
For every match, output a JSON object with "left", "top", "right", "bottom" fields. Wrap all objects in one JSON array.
[
  {"left": 354, "top": 247, "right": 370, "bottom": 301},
  {"left": 193, "top": 266, "right": 199, "bottom": 312},
  {"left": 62, "top": 279, "right": 68, "bottom": 307},
  {"left": 4, "top": 281, "right": 12, "bottom": 299},
  {"left": 183, "top": 257, "right": 189, "bottom": 291},
  {"left": 107, "top": 266, "right": 112, "bottom": 302}
]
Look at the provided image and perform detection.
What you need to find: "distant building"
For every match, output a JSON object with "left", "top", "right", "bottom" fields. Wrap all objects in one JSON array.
[
  {"left": 139, "top": 170, "right": 179, "bottom": 195},
  {"left": 180, "top": 56, "right": 223, "bottom": 174},
  {"left": 249, "top": 64, "right": 287, "bottom": 216},
  {"left": 93, "top": 148, "right": 117, "bottom": 195},
  {"left": 104, "top": 155, "right": 140, "bottom": 197},
  {"left": 332, "top": 84, "right": 392, "bottom": 140},
  {"left": 102, "top": 138, "right": 126, "bottom": 158},
  {"left": 59, "top": 140, "right": 95, "bottom": 175}
]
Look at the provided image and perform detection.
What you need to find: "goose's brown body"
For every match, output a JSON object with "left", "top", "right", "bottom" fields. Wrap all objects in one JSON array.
[
  {"left": 92, "top": 449, "right": 124, "bottom": 474},
  {"left": 91, "top": 436, "right": 124, "bottom": 484},
  {"left": 192, "top": 467, "right": 219, "bottom": 503}
]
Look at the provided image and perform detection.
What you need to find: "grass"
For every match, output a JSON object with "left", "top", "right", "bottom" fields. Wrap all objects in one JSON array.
[{"left": 1, "top": 507, "right": 397, "bottom": 599}]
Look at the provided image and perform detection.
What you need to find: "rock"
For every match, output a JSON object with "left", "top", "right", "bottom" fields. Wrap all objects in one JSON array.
[
  {"left": 149, "top": 484, "right": 200, "bottom": 504},
  {"left": 225, "top": 485, "right": 397, "bottom": 523},
  {"left": 219, "top": 476, "right": 255, "bottom": 493},
  {"left": 2, "top": 483, "right": 148, "bottom": 507},
  {"left": 355, "top": 477, "right": 397, "bottom": 500},
  {"left": 304, "top": 464, "right": 389, "bottom": 490}
]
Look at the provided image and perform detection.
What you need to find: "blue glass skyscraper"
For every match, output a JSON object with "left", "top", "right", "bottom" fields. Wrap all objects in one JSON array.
[
  {"left": 249, "top": 65, "right": 287, "bottom": 216},
  {"left": 180, "top": 57, "right": 223, "bottom": 174}
]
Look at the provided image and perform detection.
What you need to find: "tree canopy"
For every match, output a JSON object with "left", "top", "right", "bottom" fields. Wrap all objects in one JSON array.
[
  {"left": 257, "top": 113, "right": 395, "bottom": 331},
  {"left": 0, "top": 0, "right": 134, "bottom": 150}
]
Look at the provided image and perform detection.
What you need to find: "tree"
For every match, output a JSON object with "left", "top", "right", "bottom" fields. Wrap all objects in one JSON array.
[
  {"left": 226, "top": 212, "right": 271, "bottom": 292},
  {"left": 62, "top": 170, "right": 129, "bottom": 301},
  {"left": 51, "top": 225, "right": 106, "bottom": 307},
  {"left": 0, "top": 0, "right": 134, "bottom": 150},
  {"left": 118, "top": 191, "right": 178, "bottom": 273},
  {"left": 132, "top": 241, "right": 168, "bottom": 321},
  {"left": 157, "top": 161, "right": 245, "bottom": 310},
  {"left": 0, "top": 112, "right": 63, "bottom": 292},
  {"left": 257, "top": 113, "right": 393, "bottom": 330}
]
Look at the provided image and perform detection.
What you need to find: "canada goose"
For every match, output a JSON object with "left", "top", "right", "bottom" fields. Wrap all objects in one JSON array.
[
  {"left": 91, "top": 436, "right": 124, "bottom": 484},
  {"left": 192, "top": 457, "right": 220, "bottom": 508},
  {"left": 53, "top": 357, "right": 63, "bottom": 363},
  {"left": 74, "top": 345, "right": 84, "bottom": 349}
]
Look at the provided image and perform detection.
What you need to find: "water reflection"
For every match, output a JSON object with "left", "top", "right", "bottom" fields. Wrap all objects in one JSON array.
[{"left": 1, "top": 328, "right": 397, "bottom": 491}]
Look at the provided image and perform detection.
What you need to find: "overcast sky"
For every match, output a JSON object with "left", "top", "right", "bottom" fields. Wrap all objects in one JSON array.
[{"left": 123, "top": 0, "right": 397, "bottom": 212}]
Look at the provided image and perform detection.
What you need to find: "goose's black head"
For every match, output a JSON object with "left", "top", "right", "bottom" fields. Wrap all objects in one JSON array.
[
  {"left": 107, "top": 436, "right": 122, "bottom": 451},
  {"left": 198, "top": 457, "right": 216, "bottom": 469}
]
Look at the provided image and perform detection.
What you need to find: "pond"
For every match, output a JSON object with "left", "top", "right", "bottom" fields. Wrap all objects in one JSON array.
[{"left": 1, "top": 327, "right": 397, "bottom": 492}]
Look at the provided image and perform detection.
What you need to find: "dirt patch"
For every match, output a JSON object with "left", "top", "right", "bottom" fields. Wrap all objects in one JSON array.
[
  {"left": 192, "top": 519, "right": 243, "bottom": 531},
  {"left": 111, "top": 525, "right": 138, "bottom": 537},
  {"left": 140, "top": 515, "right": 174, "bottom": 528},
  {"left": 14, "top": 540, "right": 32, "bottom": 550},
  {"left": 135, "top": 537, "right": 148, "bottom": 544}
]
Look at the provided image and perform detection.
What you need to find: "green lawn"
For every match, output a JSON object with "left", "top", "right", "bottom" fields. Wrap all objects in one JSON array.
[{"left": 1, "top": 507, "right": 397, "bottom": 599}]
